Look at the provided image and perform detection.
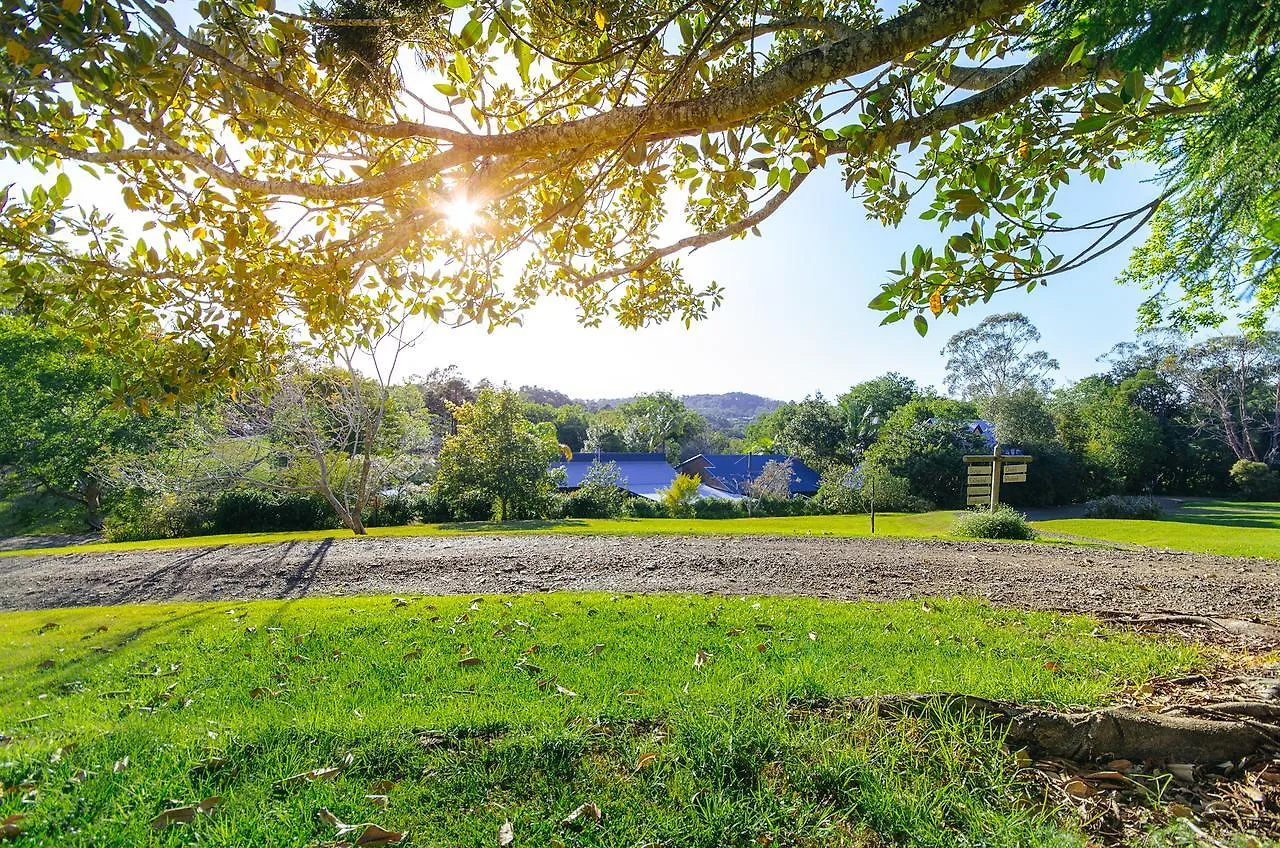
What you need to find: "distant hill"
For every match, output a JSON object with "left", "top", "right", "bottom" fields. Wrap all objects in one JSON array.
[
  {"left": 573, "top": 391, "right": 782, "bottom": 431},
  {"left": 681, "top": 392, "right": 782, "bottom": 430}
]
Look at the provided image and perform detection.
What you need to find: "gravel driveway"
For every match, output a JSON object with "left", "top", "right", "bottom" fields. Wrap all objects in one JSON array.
[{"left": 2, "top": 534, "right": 1277, "bottom": 618}]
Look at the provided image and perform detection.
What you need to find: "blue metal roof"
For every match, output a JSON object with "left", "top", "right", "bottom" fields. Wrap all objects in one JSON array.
[
  {"left": 551, "top": 453, "right": 679, "bottom": 501},
  {"left": 687, "top": 454, "right": 821, "bottom": 496}
]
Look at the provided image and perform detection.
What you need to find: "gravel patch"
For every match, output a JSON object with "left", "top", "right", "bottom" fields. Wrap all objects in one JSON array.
[{"left": 2, "top": 534, "right": 1277, "bottom": 618}]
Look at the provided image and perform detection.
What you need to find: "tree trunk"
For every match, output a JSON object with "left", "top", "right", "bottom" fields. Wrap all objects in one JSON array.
[{"left": 83, "top": 477, "right": 103, "bottom": 531}]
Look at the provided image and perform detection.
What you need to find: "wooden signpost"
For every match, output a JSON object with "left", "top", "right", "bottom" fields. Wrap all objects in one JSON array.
[{"left": 964, "top": 446, "right": 1033, "bottom": 509}]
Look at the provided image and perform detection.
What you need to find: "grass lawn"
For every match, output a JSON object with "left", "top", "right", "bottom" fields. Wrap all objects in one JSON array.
[
  {"left": 0, "top": 511, "right": 961, "bottom": 557},
  {"left": 0, "top": 594, "right": 1199, "bottom": 847},
  {"left": 1034, "top": 499, "right": 1280, "bottom": 560}
]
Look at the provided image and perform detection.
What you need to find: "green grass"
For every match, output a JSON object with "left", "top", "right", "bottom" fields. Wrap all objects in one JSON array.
[
  {"left": 0, "top": 511, "right": 961, "bottom": 557},
  {"left": 0, "top": 491, "right": 86, "bottom": 537},
  {"left": 0, "top": 594, "right": 1197, "bottom": 846},
  {"left": 1035, "top": 499, "right": 1280, "bottom": 559}
]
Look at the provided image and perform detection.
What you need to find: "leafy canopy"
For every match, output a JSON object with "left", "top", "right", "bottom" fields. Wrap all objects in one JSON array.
[{"left": 0, "top": 0, "right": 1267, "bottom": 398}]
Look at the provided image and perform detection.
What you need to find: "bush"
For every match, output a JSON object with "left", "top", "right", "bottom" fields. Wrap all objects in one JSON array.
[
  {"left": 951, "top": 505, "right": 1036, "bottom": 540},
  {"left": 103, "top": 490, "right": 216, "bottom": 541},
  {"left": 692, "top": 497, "right": 747, "bottom": 519},
  {"left": 662, "top": 473, "right": 702, "bottom": 519},
  {"left": 1081, "top": 495, "right": 1164, "bottom": 520},
  {"left": 210, "top": 489, "right": 336, "bottom": 533},
  {"left": 622, "top": 497, "right": 665, "bottom": 518},
  {"left": 1229, "top": 459, "right": 1280, "bottom": 501},
  {"left": 816, "top": 465, "right": 928, "bottom": 514}
]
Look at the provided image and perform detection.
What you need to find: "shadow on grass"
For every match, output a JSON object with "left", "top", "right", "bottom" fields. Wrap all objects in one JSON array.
[
  {"left": 435, "top": 519, "right": 599, "bottom": 532},
  {"left": 1165, "top": 500, "right": 1280, "bottom": 530}
]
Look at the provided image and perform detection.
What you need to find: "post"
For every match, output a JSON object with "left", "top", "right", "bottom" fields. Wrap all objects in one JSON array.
[
  {"left": 989, "top": 444, "right": 1002, "bottom": 511},
  {"left": 869, "top": 474, "right": 876, "bottom": 534}
]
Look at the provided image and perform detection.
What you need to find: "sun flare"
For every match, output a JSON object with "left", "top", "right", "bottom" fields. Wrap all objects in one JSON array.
[{"left": 442, "top": 196, "right": 480, "bottom": 233}]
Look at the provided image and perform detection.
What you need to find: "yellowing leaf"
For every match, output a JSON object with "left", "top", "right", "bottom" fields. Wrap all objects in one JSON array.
[
  {"left": 594, "top": 8, "right": 607, "bottom": 30},
  {"left": 635, "top": 752, "right": 658, "bottom": 771},
  {"left": 4, "top": 40, "right": 29, "bottom": 66}
]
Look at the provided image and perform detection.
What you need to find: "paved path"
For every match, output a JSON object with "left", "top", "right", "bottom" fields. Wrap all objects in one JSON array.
[{"left": 2, "top": 534, "right": 1277, "bottom": 618}]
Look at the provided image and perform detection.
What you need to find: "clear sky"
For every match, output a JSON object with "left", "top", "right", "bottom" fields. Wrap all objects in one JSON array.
[{"left": 398, "top": 162, "right": 1163, "bottom": 401}]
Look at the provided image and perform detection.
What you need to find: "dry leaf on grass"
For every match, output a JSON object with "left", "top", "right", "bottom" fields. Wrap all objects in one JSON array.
[
  {"left": 458, "top": 656, "right": 484, "bottom": 668},
  {"left": 149, "top": 796, "right": 220, "bottom": 829},
  {"left": 365, "top": 794, "right": 389, "bottom": 809},
  {"left": 112, "top": 757, "right": 129, "bottom": 774},
  {"left": 498, "top": 819, "right": 515, "bottom": 846},
  {"left": 278, "top": 766, "right": 342, "bottom": 789},
  {"left": 318, "top": 809, "right": 406, "bottom": 845},
  {"left": 1, "top": 814, "right": 25, "bottom": 840},
  {"left": 635, "top": 752, "right": 658, "bottom": 771},
  {"left": 693, "top": 649, "right": 710, "bottom": 668},
  {"left": 562, "top": 801, "right": 602, "bottom": 829}
]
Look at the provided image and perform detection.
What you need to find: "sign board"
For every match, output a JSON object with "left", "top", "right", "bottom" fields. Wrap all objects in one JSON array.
[{"left": 961, "top": 449, "right": 1033, "bottom": 510}]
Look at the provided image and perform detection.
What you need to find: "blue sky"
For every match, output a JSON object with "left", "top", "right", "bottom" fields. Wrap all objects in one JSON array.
[{"left": 401, "top": 162, "right": 1164, "bottom": 401}]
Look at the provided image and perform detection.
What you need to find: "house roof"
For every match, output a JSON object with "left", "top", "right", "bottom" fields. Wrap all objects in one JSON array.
[
  {"left": 680, "top": 454, "right": 821, "bottom": 495},
  {"left": 551, "top": 452, "right": 678, "bottom": 502}
]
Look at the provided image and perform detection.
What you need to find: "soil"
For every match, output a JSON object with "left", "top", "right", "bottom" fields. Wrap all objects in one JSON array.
[{"left": 2, "top": 534, "right": 1278, "bottom": 618}]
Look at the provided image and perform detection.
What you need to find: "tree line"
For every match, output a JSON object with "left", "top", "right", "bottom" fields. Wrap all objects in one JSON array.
[{"left": 3, "top": 311, "right": 1277, "bottom": 540}]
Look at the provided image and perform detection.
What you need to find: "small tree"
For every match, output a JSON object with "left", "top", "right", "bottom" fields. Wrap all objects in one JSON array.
[
  {"left": 564, "top": 461, "right": 627, "bottom": 519},
  {"left": 662, "top": 473, "right": 702, "bottom": 519},
  {"left": 747, "top": 459, "right": 794, "bottom": 501},
  {"left": 435, "top": 387, "right": 561, "bottom": 521}
]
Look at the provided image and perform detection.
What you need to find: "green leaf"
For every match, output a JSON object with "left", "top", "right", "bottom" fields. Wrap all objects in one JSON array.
[
  {"left": 1072, "top": 115, "right": 1109, "bottom": 134},
  {"left": 867, "top": 290, "right": 898, "bottom": 311},
  {"left": 914, "top": 315, "right": 929, "bottom": 337},
  {"left": 1065, "top": 40, "right": 1086, "bottom": 67},
  {"left": 440, "top": 0, "right": 468, "bottom": 8},
  {"left": 454, "top": 52, "right": 472, "bottom": 83},
  {"left": 458, "top": 18, "right": 483, "bottom": 49},
  {"left": 791, "top": 156, "right": 809, "bottom": 174}
]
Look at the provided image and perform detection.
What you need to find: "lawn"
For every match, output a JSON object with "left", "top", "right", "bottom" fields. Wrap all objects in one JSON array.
[
  {"left": 0, "top": 511, "right": 961, "bottom": 557},
  {"left": 1034, "top": 499, "right": 1280, "bottom": 560},
  {"left": 0, "top": 594, "right": 1198, "bottom": 847}
]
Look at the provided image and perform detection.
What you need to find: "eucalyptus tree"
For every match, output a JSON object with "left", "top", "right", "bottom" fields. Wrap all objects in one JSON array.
[{"left": 0, "top": 0, "right": 1270, "bottom": 401}]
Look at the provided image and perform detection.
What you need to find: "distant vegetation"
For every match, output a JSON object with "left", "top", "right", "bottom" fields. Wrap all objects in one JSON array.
[{"left": 2, "top": 313, "right": 1278, "bottom": 543}]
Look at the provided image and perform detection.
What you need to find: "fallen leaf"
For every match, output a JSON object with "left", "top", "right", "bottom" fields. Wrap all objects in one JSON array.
[
  {"left": 366, "top": 794, "right": 389, "bottom": 808},
  {"left": 498, "top": 819, "right": 515, "bottom": 846},
  {"left": 693, "top": 648, "right": 710, "bottom": 668},
  {"left": 1, "top": 814, "right": 25, "bottom": 839},
  {"left": 36, "top": 659, "right": 54, "bottom": 670},
  {"left": 1043, "top": 661, "right": 1062, "bottom": 672},
  {"left": 562, "top": 801, "right": 602, "bottom": 829},
  {"left": 587, "top": 643, "right": 605, "bottom": 656},
  {"left": 392, "top": 598, "right": 409, "bottom": 607},
  {"left": 1166, "top": 763, "right": 1196, "bottom": 783},
  {"left": 403, "top": 650, "right": 421, "bottom": 661},
  {"left": 355, "top": 824, "right": 405, "bottom": 845},
  {"left": 725, "top": 628, "right": 744, "bottom": 637},
  {"left": 555, "top": 685, "right": 578, "bottom": 697},
  {"left": 278, "top": 766, "right": 341, "bottom": 789},
  {"left": 113, "top": 757, "right": 129, "bottom": 774},
  {"left": 458, "top": 656, "right": 484, "bottom": 668},
  {"left": 249, "top": 687, "right": 279, "bottom": 699},
  {"left": 1063, "top": 779, "right": 1096, "bottom": 798},
  {"left": 807, "top": 632, "right": 817, "bottom": 641},
  {"left": 755, "top": 643, "right": 768, "bottom": 653},
  {"left": 318, "top": 808, "right": 348, "bottom": 829},
  {"left": 1167, "top": 802, "right": 1194, "bottom": 819},
  {"left": 635, "top": 752, "right": 657, "bottom": 771},
  {"left": 149, "top": 796, "right": 220, "bottom": 829},
  {"left": 369, "top": 779, "right": 397, "bottom": 794}
]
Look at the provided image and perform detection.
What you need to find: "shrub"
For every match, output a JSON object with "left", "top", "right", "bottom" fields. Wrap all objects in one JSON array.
[
  {"left": 210, "top": 489, "right": 335, "bottom": 533},
  {"left": 410, "top": 490, "right": 456, "bottom": 523},
  {"left": 951, "top": 505, "right": 1036, "bottom": 540},
  {"left": 817, "top": 464, "right": 928, "bottom": 514},
  {"left": 662, "top": 473, "right": 702, "bottom": 518},
  {"left": 1229, "top": 459, "right": 1280, "bottom": 501},
  {"left": 692, "top": 497, "right": 747, "bottom": 519},
  {"left": 623, "top": 497, "right": 664, "bottom": 518},
  {"left": 103, "top": 490, "right": 216, "bottom": 541},
  {"left": 561, "top": 461, "right": 628, "bottom": 518},
  {"left": 1081, "top": 495, "right": 1164, "bottom": 520}
]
